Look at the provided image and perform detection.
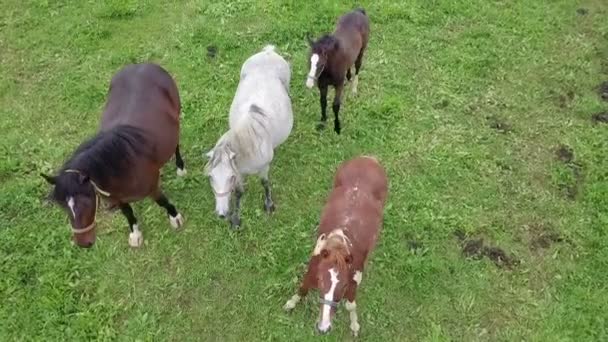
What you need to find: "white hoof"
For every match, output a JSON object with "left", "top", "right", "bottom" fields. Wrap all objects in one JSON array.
[
  {"left": 128, "top": 228, "right": 143, "bottom": 248},
  {"left": 283, "top": 294, "right": 300, "bottom": 311},
  {"left": 351, "top": 321, "right": 360, "bottom": 337},
  {"left": 176, "top": 168, "right": 187, "bottom": 177},
  {"left": 170, "top": 213, "right": 184, "bottom": 229}
]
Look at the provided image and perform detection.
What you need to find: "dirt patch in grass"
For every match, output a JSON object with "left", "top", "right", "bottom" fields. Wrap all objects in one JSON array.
[
  {"left": 555, "top": 144, "right": 584, "bottom": 200},
  {"left": 527, "top": 223, "right": 564, "bottom": 250},
  {"left": 557, "top": 90, "right": 575, "bottom": 108},
  {"left": 487, "top": 116, "right": 512, "bottom": 133},
  {"left": 591, "top": 112, "right": 608, "bottom": 124},
  {"left": 598, "top": 81, "right": 608, "bottom": 101},
  {"left": 576, "top": 8, "right": 589, "bottom": 15},
  {"left": 207, "top": 45, "right": 218, "bottom": 58},
  {"left": 454, "top": 230, "right": 518, "bottom": 268},
  {"left": 555, "top": 144, "right": 574, "bottom": 163}
]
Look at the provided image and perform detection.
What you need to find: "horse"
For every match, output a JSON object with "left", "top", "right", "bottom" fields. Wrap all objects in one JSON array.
[
  {"left": 41, "top": 63, "right": 186, "bottom": 248},
  {"left": 204, "top": 45, "right": 293, "bottom": 229},
  {"left": 283, "top": 156, "right": 388, "bottom": 336},
  {"left": 306, "top": 8, "right": 370, "bottom": 134}
]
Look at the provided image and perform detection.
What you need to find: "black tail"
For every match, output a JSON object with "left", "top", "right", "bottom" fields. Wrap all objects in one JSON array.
[{"left": 356, "top": 7, "right": 366, "bottom": 15}]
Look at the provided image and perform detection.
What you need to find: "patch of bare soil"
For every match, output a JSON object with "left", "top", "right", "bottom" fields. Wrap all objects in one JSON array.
[
  {"left": 526, "top": 223, "right": 572, "bottom": 251},
  {"left": 557, "top": 90, "right": 575, "bottom": 108},
  {"left": 455, "top": 231, "right": 518, "bottom": 268},
  {"left": 555, "top": 144, "right": 584, "bottom": 200},
  {"left": 577, "top": 8, "right": 589, "bottom": 15},
  {"left": 487, "top": 116, "right": 512, "bottom": 133},
  {"left": 555, "top": 144, "right": 574, "bottom": 163},
  {"left": 207, "top": 45, "right": 217, "bottom": 58},
  {"left": 592, "top": 112, "right": 608, "bottom": 124},
  {"left": 598, "top": 81, "right": 608, "bottom": 101}
]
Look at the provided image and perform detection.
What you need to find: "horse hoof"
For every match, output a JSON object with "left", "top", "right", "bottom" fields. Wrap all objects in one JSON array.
[
  {"left": 316, "top": 122, "right": 326, "bottom": 131},
  {"left": 350, "top": 322, "right": 360, "bottom": 337},
  {"left": 230, "top": 216, "right": 241, "bottom": 229},
  {"left": 128, "top": 230, "right": 143, "bottom": 247},
  {"left": 176, "top": 168, "right": 187, "bottom": 177},
  {"left": 264, "top": 202, "right": 275, "bottom": 214},
  {"left": 170, "top": 213, "right": 184, "bottom": 229}
]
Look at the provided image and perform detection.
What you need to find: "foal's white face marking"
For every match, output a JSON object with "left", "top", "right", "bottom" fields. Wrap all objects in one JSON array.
[
  {"left": 306, "top": 54, "right": 319, "bottom": 89},
  {"left": 318, "top": 267, "right": 339, "bottom": 333},
  {"left": 67, "top": 197, "right": 76, "bottom": 218}
]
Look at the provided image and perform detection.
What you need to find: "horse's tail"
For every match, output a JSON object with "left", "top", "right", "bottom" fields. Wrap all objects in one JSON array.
[
  {"left": 263, "top": 44, "right": 276, "bottom": 52},
  {"left": 356, "top": 7, "right": 366, "bottom": 15}
]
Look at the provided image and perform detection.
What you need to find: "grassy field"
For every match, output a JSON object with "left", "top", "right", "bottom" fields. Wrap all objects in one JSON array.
[{"left": 1, "top": 0, "right": 608, "bottom": 340}]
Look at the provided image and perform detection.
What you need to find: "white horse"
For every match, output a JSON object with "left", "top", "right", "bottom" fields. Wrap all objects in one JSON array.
[{"left": 204, "top": 45, "right": 293, "bottom": 228}]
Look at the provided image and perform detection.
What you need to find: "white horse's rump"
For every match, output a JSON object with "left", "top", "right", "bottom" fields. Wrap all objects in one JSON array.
[{"left": 205, "top": 45, "right": 293, "bottom": 227}]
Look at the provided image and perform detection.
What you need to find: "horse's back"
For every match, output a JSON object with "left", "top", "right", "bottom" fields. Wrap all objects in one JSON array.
[
  {"left": 319, "top": 157, "right": 387, "bottom": 252},
  {"left": 333, "top": 156, "right": 388, "bottom": 205},
  {"left": 101, "top": 63, "right": 181, "bottom": 163},
  {"left": 335, "top": 9, "right": 370, "bottom": 57},
  {"left": 230, "top": 46, "right": 293, "bottom": 148}
]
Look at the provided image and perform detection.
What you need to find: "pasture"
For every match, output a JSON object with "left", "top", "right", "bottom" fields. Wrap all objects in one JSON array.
[{"left": 1, "top": 0, "right": 607, "bottom": 340}]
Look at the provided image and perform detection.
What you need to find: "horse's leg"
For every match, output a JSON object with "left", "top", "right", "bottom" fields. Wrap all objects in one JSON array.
[
  {"left": 175, "top": 144, "right": 187, "bottom": 177},
  {"left": 152, "top": 190, "right": 184, "bottom": 229},
  {"left": 345, "top": 282, "right": 360, "bottom": 336},
  {"left": 316, "top": 82, "right": 329, "bottom": 131},
  {"left": 259, "top": 165, "right": 275, "bottom": 214},
  {"left": 120, "top": 203, "right": 143, "bottom": 247},
  {"left": 284, "top": 266, "right": 315, "bottom": 311},
  {"left": 353, "top": 50, "right": 365, "bottom": 95},
  {"left": 333, "top": 83, "right": 344, "bottom": 134},
  {"left": 230, "top": 184, "right": 244, "bottom": 229}
]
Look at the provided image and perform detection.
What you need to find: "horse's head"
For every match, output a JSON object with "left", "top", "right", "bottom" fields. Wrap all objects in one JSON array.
[
  {"left": 41, "top": 170, "right": 100, "bottom": 248},
  {"left": 314, "top": 233, "right": 353, "bottom": 334},
  {"left": 306, "top": 35, "right": 339, "bottom": 89},
  {"left": 204, "top": 145, "right": 239, "bottom": 218}
]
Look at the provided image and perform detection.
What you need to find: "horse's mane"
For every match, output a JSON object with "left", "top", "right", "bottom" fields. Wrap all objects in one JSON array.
[
  {"left": 50, "top": 125, "right": 152, "bottom": 201},
  {"left": 324, "top": 235, "right": 351, "bottom": 273},
  {"left": 312, "top": 35, "right": 340, "bottom": 54},
  {"left": 224, "top": 104, "right": 271, "bottom": 163}
]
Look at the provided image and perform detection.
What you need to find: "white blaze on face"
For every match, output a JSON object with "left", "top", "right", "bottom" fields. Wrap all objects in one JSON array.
[
  {"left": 306, "top": 54, "right": 319, "bottom": 88},
  {"left": 318, "top": 268, "right": 339, "bottom": 332},
  {"left": 67, "top": 197, "right": 76, "bottom": 218}
]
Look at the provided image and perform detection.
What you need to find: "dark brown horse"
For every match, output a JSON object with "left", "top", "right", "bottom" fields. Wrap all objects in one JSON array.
[
  {"left": 306, "top": 8, "right": 370, "bottom": 134},
  {"left": 284, "top": 156, "right": 388, "bottom": 336},
  {"left": 42, "top": 63, "right": 186, "bottom": 248}
]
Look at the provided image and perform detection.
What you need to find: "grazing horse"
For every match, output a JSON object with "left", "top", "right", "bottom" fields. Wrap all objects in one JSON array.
[
  {"left": 42, "top": 63, "right": 186, "bottom": 248},
  {"left": 284, "top": 156, "right": 388, "bottom": 336},
  {"left": 205, "top": 45, "right": 293, "bottom": 229},
  {"left": 306, "top": 8, "right": 370, "bottom": 134}
]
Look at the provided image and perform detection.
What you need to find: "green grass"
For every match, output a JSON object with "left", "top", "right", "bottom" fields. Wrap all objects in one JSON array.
[{"left": 1, "top": 0, "right": 607, "bottom": 340}]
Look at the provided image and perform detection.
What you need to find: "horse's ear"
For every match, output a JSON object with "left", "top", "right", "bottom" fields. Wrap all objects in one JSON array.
[
  {"left": 40, "top": 173, "right": 56, "bottom": 185},
  {"left": 321, "top": 249, "right": 330, "bottom": 259},
  {"left": 205, "top": 150, "right": 214, "bottom": 159},
  {"left": 228, "top": 149, "right": 236, "bottom": 160}
]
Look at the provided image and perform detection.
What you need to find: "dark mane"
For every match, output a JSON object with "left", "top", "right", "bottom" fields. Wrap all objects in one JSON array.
[
  {"left": 312, "top": 35, "right": 339, "bottom": 54},
  {"left": 50, "top": 125, "right": 152, "bottom": 202}
]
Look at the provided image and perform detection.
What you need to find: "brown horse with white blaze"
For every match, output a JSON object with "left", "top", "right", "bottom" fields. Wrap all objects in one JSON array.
[
  {"left": 306, "top": 8, "right": 370, "bottom": 134},
  {"left": 42, "top": 63, "right": 186, "bottom": 248},
  {"left": 284, "top": 156, "right": 388, "bottom": 336}
]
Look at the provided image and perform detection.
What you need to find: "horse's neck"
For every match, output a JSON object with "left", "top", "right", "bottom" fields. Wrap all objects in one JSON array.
[{"left": 225, "top": 115, "right": 272, "bottom": 169}]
